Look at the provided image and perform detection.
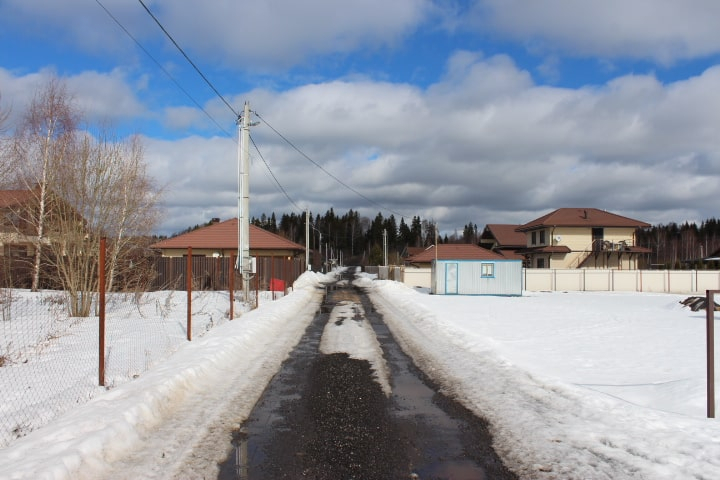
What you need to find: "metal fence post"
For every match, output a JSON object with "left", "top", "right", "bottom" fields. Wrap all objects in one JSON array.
[
  {"left": 98, "top": 238, "right": 106, "bottom": 387},
  {"left": 187, "top": 247, "right": 192, "bottom": 341},
  {"left": 229, "top": 255, "right": 235, "bottom": 320},
  {"left": 708, "top": 290, "right": 717, "bottom": 418}
]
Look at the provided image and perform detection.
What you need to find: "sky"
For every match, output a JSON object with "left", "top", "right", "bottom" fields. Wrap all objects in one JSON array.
[
  {"left": 1, "top": 271, "right": 719, "bottom": 478},
  {"left": 1, "top": 0, "right": 720, "bottom": 237}
]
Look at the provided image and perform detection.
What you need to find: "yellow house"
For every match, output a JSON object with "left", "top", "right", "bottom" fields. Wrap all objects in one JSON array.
[{"left": 517, "top": 208, "right": 651, "bottom": 269}]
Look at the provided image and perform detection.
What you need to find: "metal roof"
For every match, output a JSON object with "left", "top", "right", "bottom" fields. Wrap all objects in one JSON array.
[
  {"left": 150, "top": 218, "right": 305, "bottom": 252},
  {"left": 481, "top": 224, "right": 526, "bottom": 247},
  {"left": 407, "top": 243, "right": 507, "bottom": 263},
  {"left": 518, "top": 208, "right": 650, "bottom": 231}
]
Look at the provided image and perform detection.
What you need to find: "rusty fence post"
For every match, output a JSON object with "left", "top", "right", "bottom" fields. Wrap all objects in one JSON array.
[
  {"left": 98, "top": 238, "right": 106, "bottom": 387},
  {"left": 187, "top": 247, "right": 192, "bottom": 341},
  {"left": 229, "top": 255, "right": 235, "bottom": 320},
  {"left": 708, "top": 290, "right": 718, "bottom": 418}
]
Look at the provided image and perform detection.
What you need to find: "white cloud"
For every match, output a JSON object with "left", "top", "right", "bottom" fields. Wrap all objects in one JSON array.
[
  {"left": 0, "top": 68, "right": 147, "bottom": 130},
  {"left": 470, "top": 0, "right": 720, "bottom": 63},
  {"left": 2, "top": 49, "right": 720, "bottom": 235},
  {"left": 0, "top": 0, "right": 433, "bottom": 72},
  {"left": 158, "top": 0, "right": 432, "bottom": 70}
]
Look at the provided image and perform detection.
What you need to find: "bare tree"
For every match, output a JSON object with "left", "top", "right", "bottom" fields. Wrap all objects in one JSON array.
[
  {"left": 0, "top": 92, "right": 13, "bottom": 188},
  {"left": 9, "top": 79, "right": 79, "bottom": 291},
  {"left": 46, "top": 128, "right": 162, "bottom": 315},
  {"left": 7, "top": 79, "right": 162, "bottom": 314}
]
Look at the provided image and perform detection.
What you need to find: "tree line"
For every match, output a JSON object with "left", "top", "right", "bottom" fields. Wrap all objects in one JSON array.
[
  {"left": 252, "top": 209, "right": 446, "bottom": 266},
  {"left": 636, "top": 219, "right": 720, "bottom": 268},
  {"left": 252, "top": 208, "right": 720, "bottom": 269}
]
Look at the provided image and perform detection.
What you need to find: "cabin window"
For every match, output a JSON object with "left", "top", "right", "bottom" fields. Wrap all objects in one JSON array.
[{"left": 481, "top": 263, "right": 495, "bottom": 278}]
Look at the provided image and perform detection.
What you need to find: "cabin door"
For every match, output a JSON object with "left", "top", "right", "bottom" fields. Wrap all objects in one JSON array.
[{"left": 445, "top": 262, "right": 458, "bottom": 294}]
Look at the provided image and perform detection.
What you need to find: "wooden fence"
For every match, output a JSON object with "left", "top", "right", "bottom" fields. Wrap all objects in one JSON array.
[{"left": 152, "top": 255, "right": 306, "bottom": 292}]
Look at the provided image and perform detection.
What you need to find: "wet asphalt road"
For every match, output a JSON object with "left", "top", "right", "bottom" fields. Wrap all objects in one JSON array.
[{"left": 218, "top": 275, "right": 517, "bottom": 480}]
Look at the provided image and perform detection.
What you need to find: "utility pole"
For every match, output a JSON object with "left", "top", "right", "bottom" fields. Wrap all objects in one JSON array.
[
  {"left": 383, "top": 228, "right": 388, "bottom": 266},
  {"left": 237, "top": 102, "right": 257, "bottom": 299},
  {"left": 306, "top": 208, "right": 310, "bottom": 270}
]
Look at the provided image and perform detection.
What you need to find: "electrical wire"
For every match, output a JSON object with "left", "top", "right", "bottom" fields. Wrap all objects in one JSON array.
[
  {"left": 138, "top": 0, "right": 239, "bottom": 118},
  {"left": 253, "top": 111, "right": 408, "bottom": 218},
  {"left": 135, "top": 0, "right": 409, "bottom": 222},
  {"left": 249, "top": 134, "right": 305, "bottom": 212},
  {"left": 95, "top": 0, "right": 232, "bottom": 137}
]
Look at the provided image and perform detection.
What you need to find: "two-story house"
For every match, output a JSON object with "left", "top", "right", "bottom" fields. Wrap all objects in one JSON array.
[
  {"left": 479, "top": 224, "right": 526, "bottom": 260},
  {"left": 516, "top": 208, "right": 651, "bottom": 269}
]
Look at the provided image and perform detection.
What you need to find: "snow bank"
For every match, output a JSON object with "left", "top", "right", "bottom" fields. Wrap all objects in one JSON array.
[
  {"left": 363, "top": 279, "right": 720, "bottom": 480},
  {"left": 0, "top": 271, "right": 328, "bottom": 480}
]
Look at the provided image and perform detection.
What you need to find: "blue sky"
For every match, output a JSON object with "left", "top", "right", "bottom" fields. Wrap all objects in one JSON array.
[{"left": 1, "top": 0, "right": 720, "bottom": 237}]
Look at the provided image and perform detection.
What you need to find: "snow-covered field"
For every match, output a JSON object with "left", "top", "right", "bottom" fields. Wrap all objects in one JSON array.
[{"left": 1, "top": 269, "right": 719, "bottom": 479}]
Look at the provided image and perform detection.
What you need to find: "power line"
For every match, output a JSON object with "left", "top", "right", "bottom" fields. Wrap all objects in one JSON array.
[
  {"left": 253, "top": 111, "right": 409, "bottom": 218},
  {"left": 249, "top": 134, "right": 305, "bottom": 212},
  {"left": 95, "top": 0, "right": 232, "bottom": 137},
  {"left": 137, "top": 0, "right": 408, "bottom": 222},
  {"left": 121, "top": 0, "right": 305, "bottom": 219},
  {"left": 137, "top": 0, "right": 238, "bottom": 118}
]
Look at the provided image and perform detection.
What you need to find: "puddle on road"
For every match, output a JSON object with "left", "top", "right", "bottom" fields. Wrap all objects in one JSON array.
[
  {"left": 218, "top": 281, "right": 514, "bottom": 480},
  {"left": 364, "top": 296, "right": 503, "bottom": 480}
]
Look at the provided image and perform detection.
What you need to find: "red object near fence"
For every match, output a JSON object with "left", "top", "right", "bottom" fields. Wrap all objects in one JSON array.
[{"left": 270, "top": 278, "right": 285, "bottom": 292}]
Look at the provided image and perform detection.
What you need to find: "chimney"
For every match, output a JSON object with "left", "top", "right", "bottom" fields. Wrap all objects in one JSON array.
[{"left": 210, "top": 217, "right": 220, "bottom": 224}]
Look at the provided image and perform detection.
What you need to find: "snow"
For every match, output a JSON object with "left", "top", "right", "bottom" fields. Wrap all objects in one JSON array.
[{"left": 1, "top": 269, "right": 720, "bottom": 479}]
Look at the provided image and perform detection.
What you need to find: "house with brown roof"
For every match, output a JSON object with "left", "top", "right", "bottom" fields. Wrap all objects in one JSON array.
[
  {"left": 150, "top": 218, "right": 305, "bottom": 259},
  {"left": 479, "top": 224, "right": 526, "bottom": 260},
  {"left": 406, "top": 243, "right": 506, "bottom": 268},
  {"left": 516, "top": 208, "right": 651, "bottom": 269}
]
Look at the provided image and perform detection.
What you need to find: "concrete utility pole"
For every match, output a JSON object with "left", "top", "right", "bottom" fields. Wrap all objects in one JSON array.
[
  {"left": 306, "top": 209, "right": 310, "bottom": 270},
  {"left": 383, "top": 228, "right": 388, "bottom": 266},
  {"left": 237, "top": 102, "right": 257, "bottom": 298}
]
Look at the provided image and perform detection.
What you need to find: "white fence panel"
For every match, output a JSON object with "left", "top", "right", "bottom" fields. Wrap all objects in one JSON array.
[
  {"left": 399, "top": 267, "right": 720, "bottom": 294},
  {"left": 403, "top": 268, "right": 432, "bottom": 289}
]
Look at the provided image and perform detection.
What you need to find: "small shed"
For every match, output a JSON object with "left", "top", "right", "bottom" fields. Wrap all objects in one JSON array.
[
  {"left": 432, "top": 258, "right": 523, "bottom": 296},
  {"left": 406, "top": 244, "right": 523, "bottom": 296}
]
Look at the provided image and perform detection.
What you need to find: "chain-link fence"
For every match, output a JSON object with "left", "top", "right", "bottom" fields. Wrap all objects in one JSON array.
[
  {"left": 0, "top": 249, "right": 305, "bottom": 448},
  {"left": 0, "top": 287, "right": 242, "bottom": 448}
]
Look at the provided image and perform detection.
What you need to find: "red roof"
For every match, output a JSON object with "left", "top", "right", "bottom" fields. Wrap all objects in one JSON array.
[
  {"left": 481, "top": 224, "right": 526, "bottom": 247},
  {"left": 0, "top": 190, "right": 35, "bottom": 209},
  {"left": 151, "top": 218, "right": 305, "bottom": 252},
  {"left": 407, "top": 244, "right": 507, "bottom": 263},
  {"left": 518, "top": 208, "right": 650, "bottom": 231}
]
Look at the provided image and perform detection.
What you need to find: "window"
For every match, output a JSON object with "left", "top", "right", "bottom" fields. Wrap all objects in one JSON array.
[
  {"left": 5, "top": 245, "right": 27, "bottom": 257},
  {"left": 481, "top": 263, "right": 494, "bottom": 278},
  {"left": 531, "top": 231, "right": 537, "bottom": 245},
  {"left": 539, "top": 230, "right": 546, "bottom": 245},
  {"left": 537, "top": 257, "right": 546, "bottom": 268}
]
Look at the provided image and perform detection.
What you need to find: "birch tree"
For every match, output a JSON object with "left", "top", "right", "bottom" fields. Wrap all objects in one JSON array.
[
  {"left": 0, "top": 92, "right": 10, "bottom": 187},
  {"left": 8, "top": 79, "right": 161, "bottom": 314},
  {"left": 10, "top": 79, "right": 78, "bottom": 291}
]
